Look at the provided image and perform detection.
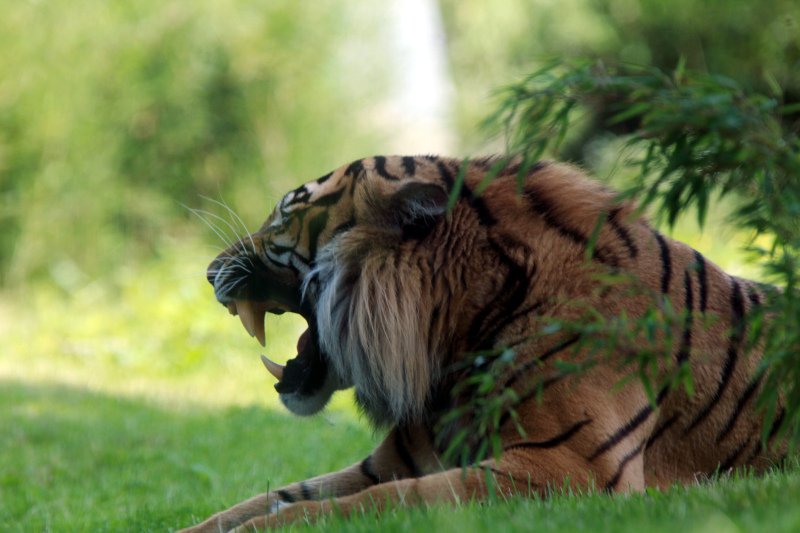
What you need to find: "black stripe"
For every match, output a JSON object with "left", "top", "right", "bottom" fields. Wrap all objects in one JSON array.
[
  {"left": 486, "top": 466, "right": 528, "bottom": 486},
  {"left": 693, "top": 250, "right": 708, "bottom": 313},
  {"left": 306, "top": 210, "right": 328, "bottom": 259},
  {"left": 525, "top": 185, "right": 616, "bottom": 265},
  {"left": 263, "top": 250, "right": 303, "bottom": 275},
  {"left": 527, "top": 160, "right": 549, "bottom": 174},
  {"left": 374, "top": 156, "right": 399, "bottom": 180},
  {"left": 299, "top": 482, "right": 313, "bottom": 501},
  {"left": 746, "top": 283, "right": 763, "bottom": 308},
  {"left": 685, "top": 278, "right": 746, "bottom": 433},
  {"left": 436, "top": 160, "right": 455, "bottom": 188},
  {"left": 677, "top": 269, "right": 694, "bottom": 364},
  {"left": 276, "top": 489, "right": 295, "bottom": 503},
  {"left": 653, "top": 231, "right": 672, "bottom": 294},
  {"left": 498, "top": 373, "right": 565, "bottom": 429},
  {"left": 331, "top": 217, "right": 356, "bottom": 237},
  {"left": 285, "top": 184, "right": 312, "bottom": 206},
  {"left": 768, "top": 408, "right": 785, "bottom": 441},
  {"left": 646, "top": 414, "right": 679, "bottom": 447},
  {"left": 505, "top": 419, "right": 592, "bottom": 451},
  {"left": 402, "top": 156, "right": 416, "bottom": 176},
  {"left": 604, "top": 441, "right": 645, "bottom": 492},
  {"left": 360, "top": 456, "right": 380, "bottom": 485},
  {"left": 460, "top": 180, "right": 498, "bottom": 226},
  {"left": 743, "top": 409, "right": 786, "bottom": 465},
  {"left": 719, "top": 437, "right": 751, "bottom": 472},
  {"left": 428, "top": 304, "right": 441, "bottom": 356},
  {"left": 525, "top": 187, "right": 590, "bottom": 247},
  {"left": 467, "top": 237, "right": 529, "bottom": 346},
  {"left": 468, "top": 195, "right": 497, "bottom": 227},
  {"left": 317, "top": 171, "right": 333, "bottom": 184},
  {"left": 477, "top": 301, "right": 544, "bottom": 352},
  {"left": 745, "top": 441, "right": 763, "bottom": 464},
  {"left": 504, "top": 335, "right": 580, "bottom": 390},
  {"left": 499, "top": 161, "right": 521, "bottom": 176},
  {"left": 716, "top": 374, "right": 762, "bottom": 444},
  {"left": 608, "top": 208, "right": 638, "bottom": 258},
  {"left": 312, "top": 186, "right": 346, "bottom": 207},
  {"left": 441, "top": 159, "right": 499, "bottom": 229},
  {"left": 345, "top": 159, "right": 364, "bottom": 178},
  {"left": 394, "top": 429, "right": 422, "bottom": 477},
  {"left": 590, "top": 398, "right": 658, "bottom": 461},
  {"left": 472, "top": 156, "right": 494, "bottom": 170}
]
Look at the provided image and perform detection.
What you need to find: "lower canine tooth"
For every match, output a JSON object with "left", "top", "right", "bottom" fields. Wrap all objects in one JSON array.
[{"left": 260, "top": 355, "right": 285, "bottom": 381}]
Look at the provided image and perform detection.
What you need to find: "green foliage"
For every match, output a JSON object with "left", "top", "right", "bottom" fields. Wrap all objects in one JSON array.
[
  {"left": 438, "top": 271, "right": 703, "bottom": 467},
  {"left": 486, "top": 60, "right": 800, "bottom": 445},
  {"left": 438, "top": 0, "right": 799, "bottom": 151},
  {"left": 0, "top": 0, "right": 387, "bottom": 287}
]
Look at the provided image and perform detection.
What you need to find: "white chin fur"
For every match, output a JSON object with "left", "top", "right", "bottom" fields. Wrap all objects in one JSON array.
[{"left": 278, "top": 369, "right": 344, "bottom": 416}]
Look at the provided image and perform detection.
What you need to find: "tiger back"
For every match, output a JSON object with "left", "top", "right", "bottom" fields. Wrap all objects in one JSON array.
[{"left": 185, "top": 156, "right": 787, "bottom": 532}]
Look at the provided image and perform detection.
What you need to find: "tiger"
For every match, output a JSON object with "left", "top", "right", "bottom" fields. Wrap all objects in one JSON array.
[{"left": 183, "top": 155, "right": 788, "bottom": 532}]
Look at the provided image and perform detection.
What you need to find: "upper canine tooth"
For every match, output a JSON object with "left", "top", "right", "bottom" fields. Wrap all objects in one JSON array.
[{"left": 236, "top": 300, "right": 267, "bottom": 347}]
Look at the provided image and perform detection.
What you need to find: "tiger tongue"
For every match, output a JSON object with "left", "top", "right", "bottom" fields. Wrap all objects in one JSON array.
[
  {"left": 260, "top": 329, "right": 310, "bottom": 383},
  {"left": 297, "top": 328, "right": 310, "bottom": 354}
]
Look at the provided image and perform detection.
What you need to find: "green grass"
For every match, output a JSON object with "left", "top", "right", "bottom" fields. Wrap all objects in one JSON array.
[
  {"left": 2, "top": 382, "right": 798, "bottom": 533},
  {"left": 1, "top": 241, "right": 798, "bottom": 532},
  {"left": 0, "top": 381, "right": 375, "bottom": 532}
]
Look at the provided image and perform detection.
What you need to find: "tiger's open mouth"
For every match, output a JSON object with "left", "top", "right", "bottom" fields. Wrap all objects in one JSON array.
[{"left": 225, "top": 299, "right": 329, "bottom": 396}]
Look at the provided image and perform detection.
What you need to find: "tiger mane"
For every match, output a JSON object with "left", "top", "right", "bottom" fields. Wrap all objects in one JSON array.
[
  {"left": 310, "top": 159, "right": 641, "bottom": 426},
  {"left": 311, "top": 226, "right": 443, "bottom": 426},
  {"left": 191, "top": 155, "right": 788, "bottom": 532}
]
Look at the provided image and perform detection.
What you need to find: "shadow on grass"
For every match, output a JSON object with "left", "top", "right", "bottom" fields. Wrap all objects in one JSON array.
[{"left": 0, "top": 380, "right": 375, "bottom": 532}]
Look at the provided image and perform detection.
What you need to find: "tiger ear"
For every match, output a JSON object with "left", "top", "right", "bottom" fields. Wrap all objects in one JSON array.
[{"left": 388, "top": 182, "right": 449, "bottom": 238}]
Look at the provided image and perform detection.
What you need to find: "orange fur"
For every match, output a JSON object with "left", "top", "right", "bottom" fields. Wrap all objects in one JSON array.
[{"left": 184, "top": 156, "right": 785, "bottom": 532}]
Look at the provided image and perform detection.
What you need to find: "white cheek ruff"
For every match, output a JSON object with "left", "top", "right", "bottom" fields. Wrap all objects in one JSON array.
[
  {"left": 278, "top": 368, "right": 342, "bottom": 416},
  {"left": 309, "top": 239, "right": 439, "bottom": 425}
]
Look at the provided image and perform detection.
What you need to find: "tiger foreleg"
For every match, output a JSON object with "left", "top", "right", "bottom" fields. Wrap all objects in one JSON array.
[
  {"left": 233, "top": 466, "right": 508, "bottom": 531},
  {"left": 179, "top": 458, "right": 396, "bottom": 533},
  {"left": 234, "top": 448, "right": 615, "bottom": 531},
  {"left": 181, "top": 426, "right": 435, "bottom": 533}
]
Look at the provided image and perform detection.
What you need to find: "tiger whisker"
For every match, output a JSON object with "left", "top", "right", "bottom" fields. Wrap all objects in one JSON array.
[
  {"left": 200, "top": 195, "right": 257, "bottom": 261},
  {"left": 193, "top": 207, "right": 245, "bottom": 250},
  {"left": 191, "top": 206, "right": 258, "bottom": 272},
  {"left": 183, "top": 205, "right": 238, "bottom": 249}
]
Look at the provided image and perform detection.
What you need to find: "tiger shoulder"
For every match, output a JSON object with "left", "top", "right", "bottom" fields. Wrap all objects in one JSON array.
[{"left": 183, "top": 155, "right": 788, "bottom": 532}]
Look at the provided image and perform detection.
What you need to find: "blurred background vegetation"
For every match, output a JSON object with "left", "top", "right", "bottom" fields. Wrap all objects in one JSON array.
[
  {"left": 1, "top": 0, "right": 797, "bottom": 292},
  {"left": 0, "top": 1, "right": 798, "bottom": 529},
  {"left": 1, "top": 0, "right": 798, "bottom": 432}
]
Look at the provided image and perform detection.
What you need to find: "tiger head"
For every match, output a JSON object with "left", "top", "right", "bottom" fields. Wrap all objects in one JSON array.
[{"left": 207, "top": 156, "right": 454, "bottom": 423}]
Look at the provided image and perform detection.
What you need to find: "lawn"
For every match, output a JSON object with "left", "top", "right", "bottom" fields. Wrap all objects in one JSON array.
[{"left": 1, "top": 242, "right": 798, "bottom": 532}]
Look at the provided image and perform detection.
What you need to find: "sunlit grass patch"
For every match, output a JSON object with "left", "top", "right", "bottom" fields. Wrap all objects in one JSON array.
[
  {"left": 0, "top": 239, "right": 355, "bottom": 411},
  {"left": 1, "top": 242, "right": 798, "bottom": 532},
  {"left": 0, "top": 243, "right": 376, "bottom": 531},
  {"left": 0, "top": 381, "right": 377, "bottom": 533},
  {"left": 3, "top": 376, "right": 797, "bottom": 532},
  {"left": 303, "top": 462, "right": 800, "bottom": 533}
]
